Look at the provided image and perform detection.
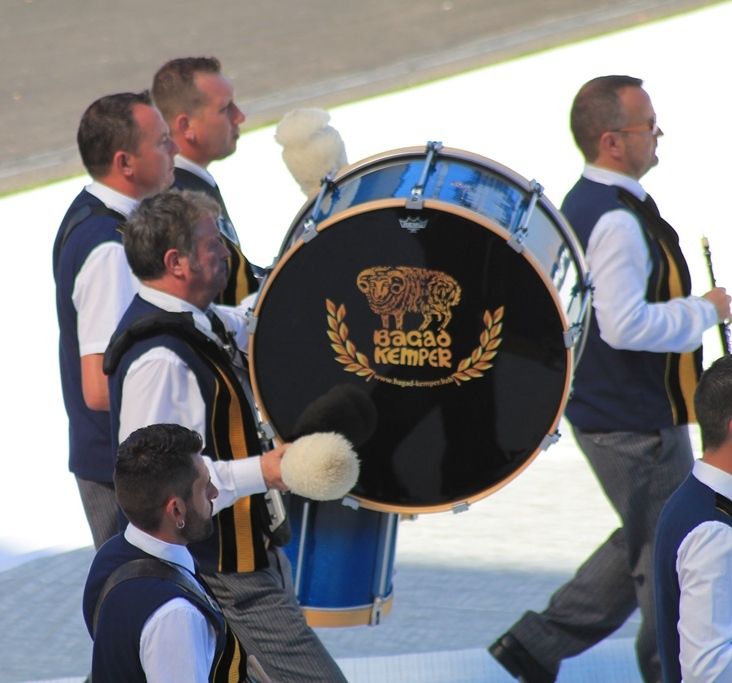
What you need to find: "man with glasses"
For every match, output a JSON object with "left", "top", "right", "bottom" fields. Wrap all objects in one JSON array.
[{"left": 489, "top": 75, "right": 731, "bottom": 683}]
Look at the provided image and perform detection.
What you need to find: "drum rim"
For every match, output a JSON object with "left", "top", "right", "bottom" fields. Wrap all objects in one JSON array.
[{"left": 249, "top": 196, "right": 577, "bottom": 514}]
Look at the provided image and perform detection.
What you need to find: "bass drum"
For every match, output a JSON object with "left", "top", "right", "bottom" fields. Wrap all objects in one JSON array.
[{"left": 249, "top": 143, "right": 591, "bottom": 514}]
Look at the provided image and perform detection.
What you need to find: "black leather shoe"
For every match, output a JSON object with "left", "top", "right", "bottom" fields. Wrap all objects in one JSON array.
[{"left": 488, "top": 633, "right": 556, "bottom": 683}]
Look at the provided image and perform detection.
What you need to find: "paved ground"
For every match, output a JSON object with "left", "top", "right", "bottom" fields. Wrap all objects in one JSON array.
[{"left": 0, "top": 0, "right": 721, "bottom": 194}]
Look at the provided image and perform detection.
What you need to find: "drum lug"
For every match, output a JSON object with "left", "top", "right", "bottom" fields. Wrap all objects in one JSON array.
[
  {"left": 369, "top": 596, "right": 386, "bottom": 626},
  {"left": 451, "top": 501, "right": 470, "bottom": 514},
  {"left": 302, "top": 173, "right": 337, "bottom": 238},
  {"left": 259, "top": 421, "right": 276, "bottom": 441},
  {"left": 540, "top": 430, "right": 561, "bottom": 451},
  {"left": 245, "top": 308, "right": 258, "bottom": 334},
  {"left": 341, "top": 495, "right": 360, "bottom": 510},
  {"left": 301, "top": 221, "right": 319, "bottom": 242},
  {"left": 508, "top": 179, "right": 544, "bottom": 253},
  {"left": 405, "top": 140, "right": 443, "bottom": 210},
  {"left": 507, "top": 234, "right": 526, "bottom": 253},
  {"left": 563, "top": 324, "right": 582, "bottom": 348}
]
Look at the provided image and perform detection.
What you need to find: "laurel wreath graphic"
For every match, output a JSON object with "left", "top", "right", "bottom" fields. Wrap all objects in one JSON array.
[
  {"left": 450, "top": 306, "right": 504, "bottom": 385},
  {"left": 326, "top": 299, "right": 503, "bottom": 386},
  {"left": 326, "top": 299, "right": 376, "bottom": 380}
]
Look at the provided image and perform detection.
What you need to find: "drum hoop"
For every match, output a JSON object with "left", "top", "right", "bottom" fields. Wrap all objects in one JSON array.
[
  {"left": 299, "top": 593, "right": 394, "bottom": 628},
  {"left": 249, "top": 196, "right": 576, "bottom": 514}
]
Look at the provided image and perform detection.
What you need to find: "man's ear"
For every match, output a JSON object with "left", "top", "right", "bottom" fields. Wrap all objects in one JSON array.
[
  {"left": 174, "top": 112, "right": 194, "bottom": 142},
  {"left": 163, "top": 248, "right": 186, "bottom": 277},
  {"left": 112, "top": 149, "right": 134, "bottom": 178},
  {"left": 164, "top": 495, "right": 186, "bottom": 528},
  {"left": 597, "top": 130, "right": 624, "bottom": 161}
]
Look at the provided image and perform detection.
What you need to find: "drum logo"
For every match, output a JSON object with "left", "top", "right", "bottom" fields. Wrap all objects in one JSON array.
[{"left": 326, "top": 265, "right": 503, "bottom": 387}]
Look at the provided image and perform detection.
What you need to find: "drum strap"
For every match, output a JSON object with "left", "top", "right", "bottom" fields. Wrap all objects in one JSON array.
[
  {"left": 716, "top": 492, "right": 732, "bottom": 517},
  {"left": 92, "top": 557, "right": 257, "bottom": 682},
  {"left": 91, "top": 558, "right": 222, "bottom": 637},
  {"left": 104, "top": 311, "right": 224, "bottom": 375}
]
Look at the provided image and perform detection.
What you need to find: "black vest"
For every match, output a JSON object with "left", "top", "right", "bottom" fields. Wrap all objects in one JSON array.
[
  {"left": 52, "top": 189, "right": 126, "bottom": 481},
  {"left": 105, "top": 296, "right": 270, "bottom": 573},
  {"left": 562, "top": 177, "right": 702, "bottom": 431},
  {"left": 83, "top": 534, "right": 247, "bottom": 682},
  {"left": 655, "top": 474, "right": 732, "bottom": 682}
]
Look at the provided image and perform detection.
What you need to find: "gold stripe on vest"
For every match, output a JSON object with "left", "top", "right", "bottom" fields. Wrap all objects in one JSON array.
[
  {"left": 227, "top": 637, "right": 243, "bottom": 683},
  {"left": 211, "top": 365, "right": 257, "bottom": 573},
  {"left": 659, "top": 241, "right": 698, "bottom": 424},
  {"left": 229, "top": 241, "right": 251, "bottom": 303}
]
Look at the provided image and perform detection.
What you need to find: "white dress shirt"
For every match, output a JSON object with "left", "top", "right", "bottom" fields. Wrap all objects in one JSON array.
[
  {"left": 676, "top": 460, "right": 732, "bottom": 682},
  {"left": 125, "top": 524, "right": 217, "bottom": 683},
  {"left": 582, "top": 165, "right": 717, "bottom": 353},
  {"left": 118, "top": 284, "right": 265, "bottom": 510},
  {"left": 73, "top": 182, "right": 140, "bottom": 356}
]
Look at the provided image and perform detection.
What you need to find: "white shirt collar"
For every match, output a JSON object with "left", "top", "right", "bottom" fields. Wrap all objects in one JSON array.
[
  {"left": 175, "top": 156, "right": 217, "bottom": 188},
  {"left": 85, "top": 181, "right": 140, "bottom": 218},
  {"left": 137, "top": 283, "right": 214, "bottom": 333},
  {"left": 693, "top": 459, "right": 732, "bottom": 500},
  {"left": 582, "top": 164, "right": 647, "bottom": 202},
  {"left": 124, "top": 523, "right": 196, "bottom": 574}
]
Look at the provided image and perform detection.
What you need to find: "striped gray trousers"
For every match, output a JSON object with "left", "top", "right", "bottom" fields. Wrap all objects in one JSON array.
[{"left": 508, "top": 425, "right": 693, "bottom": 683}]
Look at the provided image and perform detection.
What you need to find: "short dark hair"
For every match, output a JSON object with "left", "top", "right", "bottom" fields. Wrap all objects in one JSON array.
[
  {"left": 570, "top": 75, "right": 643, "bottom": 161},
  {"left": 152, "top": 57, "right": 222, "bottom": 124},
  {"left": 114, "top": 424, "right": 203, "bottom": 532},
  {"left": 695, "top": 355, "right": 732, "bottom": 451},
  {"left": 124, "top": 188, "right": 220, "bottom": 280},
  {"left": 77, "top": 91, "right": 153, "bottom": 178}
]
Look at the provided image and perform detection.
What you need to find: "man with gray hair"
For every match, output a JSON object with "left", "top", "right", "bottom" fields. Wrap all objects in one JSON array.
[
  {"left": 104, "top": 189, "right": 347, "bottom": 682},
  {"left": 490, "top": 75, "right": 731, "bottom": 682}
]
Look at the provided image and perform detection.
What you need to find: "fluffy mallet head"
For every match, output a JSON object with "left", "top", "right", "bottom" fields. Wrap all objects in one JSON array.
[
  {"left": 274, "top": 108, "right": 348, "bottom": 196},
  {"left": 281, "top": 432, "right": 360, "bottom": 501}
]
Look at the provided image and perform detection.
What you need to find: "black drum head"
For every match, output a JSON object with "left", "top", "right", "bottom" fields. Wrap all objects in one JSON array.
[{"left": 251, "top": 201, "right": 569, "bottom": 512}]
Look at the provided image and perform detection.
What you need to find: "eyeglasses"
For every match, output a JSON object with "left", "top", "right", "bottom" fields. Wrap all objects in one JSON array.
[{"left": 611, "top": 119, "right": 663, "bottom": 137}]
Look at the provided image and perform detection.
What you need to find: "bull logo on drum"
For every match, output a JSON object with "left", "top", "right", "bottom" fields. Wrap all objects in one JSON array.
[{"left": 355, "top": 266, "right": 461, "bottom": 331}]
